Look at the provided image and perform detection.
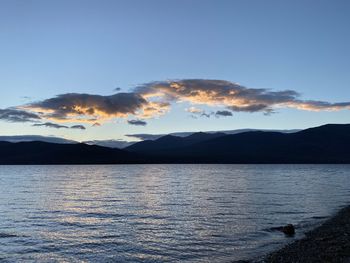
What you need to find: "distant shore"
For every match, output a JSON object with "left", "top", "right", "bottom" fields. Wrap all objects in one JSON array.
[{"left": 263, "top": 205, "right": 350, "bottom": 262}]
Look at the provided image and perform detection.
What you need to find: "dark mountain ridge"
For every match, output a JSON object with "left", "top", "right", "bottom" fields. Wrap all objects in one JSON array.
[
  {"left": 126, "top": 124, "right": 350, "bottom": 163},
  {"left": 125, "top": 132, "right": 226, "bottom": 153},
  {"left": 0, "top": 141, "right": 142, "bottom": 164},
  {"left": 1, "top": 124, "right": 350, "bottom": 164}
]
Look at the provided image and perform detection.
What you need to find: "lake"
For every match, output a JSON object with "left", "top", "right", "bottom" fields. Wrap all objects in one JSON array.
[{"left": 0, "top": 164, "right": 350, "bottom": 262}]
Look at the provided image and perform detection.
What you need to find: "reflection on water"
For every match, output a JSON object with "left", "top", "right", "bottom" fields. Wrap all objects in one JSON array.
[{"left": 0, "top": 164, "right": 350, "bottom": 262}]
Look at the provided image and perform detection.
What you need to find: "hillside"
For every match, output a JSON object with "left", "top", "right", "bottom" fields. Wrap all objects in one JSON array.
[
  {"left": 126, "top": 124, "right": 350, "bottom": 163},
  {"left": 1, "top": 124, "right": 350, "bottom": 164},
  {"left": 0, "top": 141, "right": 142, "bottom": 164}
]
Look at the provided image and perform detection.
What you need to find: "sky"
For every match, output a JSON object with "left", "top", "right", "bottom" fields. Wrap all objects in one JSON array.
[{"left": 0, "top": 0, "right": 350, "bottom": 142}]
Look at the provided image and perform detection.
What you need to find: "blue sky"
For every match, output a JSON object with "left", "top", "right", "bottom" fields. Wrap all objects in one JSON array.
[{"left": 0, "top": 0, "right": 350, "bottom": 141}]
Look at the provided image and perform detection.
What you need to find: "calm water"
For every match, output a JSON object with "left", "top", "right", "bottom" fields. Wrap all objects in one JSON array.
[{"left": 0, "top": 165, "right": 350, "bottom": 262}]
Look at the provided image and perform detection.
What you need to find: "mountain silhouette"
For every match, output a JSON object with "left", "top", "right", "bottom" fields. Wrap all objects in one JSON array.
[
  {"left": 126, "top": 132, "right": 226, "bottom": 153},
  {"left": 1, "top": 124, "right": 350, "bottom": 164},
  {"left": 126, "top": 124, "right": 350, "bottom": 163},
  {"left": 0, "top": 141, "right": 141, "bottom": 164}
]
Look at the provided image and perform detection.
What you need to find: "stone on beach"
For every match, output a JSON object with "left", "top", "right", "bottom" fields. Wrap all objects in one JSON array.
[
  {"left": 265, "top": 206, "right": 350, "bottom": 262},
  {"left": 271, "top": 224, "right": 295, "bottom": 236},
  {"left": 282, "top": 224, "right": 295, "bottom": 236}
]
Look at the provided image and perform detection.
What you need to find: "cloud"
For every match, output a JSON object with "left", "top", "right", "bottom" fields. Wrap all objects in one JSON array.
[
  {"left": 3, "top": 79, "right": 350, "bottom": 129},
  {"left": 33, "top": 122, "right": 86, "bottom": 129},
  {"left": 286, "top": 100, "right": 350, "bottom": 111},
  {"left": 128, "top": 119, "right": 147, "bottom": 126},
  {"left": 186, "top": 108, "right": 233, "bottom": 118},
  {"left": 200, "top": 112, "right": 212, "bottom": 118},
  {"left": 134, "top": 79, "right": 350, "bottom": 113},
  {"left": 215, "top": 110, "right": 233, "bottom": 117},
  {"left": 33, "top": 122, "right": 69, "bottom": 129},
  {"left": 26, "top": 92, "right": 152, "bottom": 123},
  {"left": 0, "top": 108, "right": 41, "bottom": 122},
  {"left": 186, "top": 107, "right": 213, "bottom": 118},
  {"left": 92, "top": 122, "right": 101, "bottom": 127},
  {"left": 186, "top": 106, "right": 203, "bottom": 114},
  {"left": 71, "top": 125, "right": 86, "bottom": 130}
]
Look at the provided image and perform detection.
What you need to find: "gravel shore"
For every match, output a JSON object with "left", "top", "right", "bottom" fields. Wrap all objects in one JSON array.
[{"left": 263, "top": 205, "right": 350, "bottom": 262}]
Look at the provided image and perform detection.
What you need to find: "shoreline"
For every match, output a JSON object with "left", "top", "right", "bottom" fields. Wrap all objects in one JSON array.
[{"left": 262, "top": 205, "right": 350, "bottom": 262}]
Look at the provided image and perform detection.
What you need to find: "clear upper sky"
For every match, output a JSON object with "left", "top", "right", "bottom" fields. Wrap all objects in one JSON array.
[{"left": 0, "top": 0, "right": 350, "bottom": 141}]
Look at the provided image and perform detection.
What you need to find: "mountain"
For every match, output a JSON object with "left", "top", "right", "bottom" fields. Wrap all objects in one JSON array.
[
  {"left": 125, "top": 124, "right": 350, "bottom": 163},
  {"left": 0, "top": 135, "right": 136, "bottom": 149},
  {"left": 125, "top": 132, "right": 226, "bottom": 153},
  {"left": 2, "top": 124, "right": 350, "bottom": 164},
  {"left": 0, "top": 135, "right": 77, "bottom": 144},
  {"left": 83, "top": 139, "right": 136, "bottom": 149},
  {"left": 0, "top": 141, "right": 142, "bottom": 164},
  {"left": 126, "top": 129, "right": 300, "bottom": 141}
]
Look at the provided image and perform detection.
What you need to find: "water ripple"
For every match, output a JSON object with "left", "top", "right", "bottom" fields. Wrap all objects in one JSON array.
[{"left": 1, "top": 164, "right": 350, "bottom": 262}]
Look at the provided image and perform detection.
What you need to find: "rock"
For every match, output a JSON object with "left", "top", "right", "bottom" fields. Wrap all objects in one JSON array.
[
  {"left": 265, "top": 206, "right": 350, "bottom": 262},
  {"left": 282, "top": 224, "right": 295, "bottom": 236},
  {"left": 271, "top": 224, "right": 295, "bottom": 236}
]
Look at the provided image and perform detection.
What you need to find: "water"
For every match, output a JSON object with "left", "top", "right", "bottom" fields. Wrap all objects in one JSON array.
[{"left": 0, "top": 165, "right": 350, "bottom": 262}]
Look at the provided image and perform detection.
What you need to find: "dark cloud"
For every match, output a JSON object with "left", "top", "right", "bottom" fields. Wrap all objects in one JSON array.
[
  {"left": 27, "top": 92, "right": 149, "bottom": 122},
  {"left": 70, "top": 125, "right": 86, "bottom": 130},
  {"left": 186, "top": 107, "right": 213, "bottom": 118},
  {"left": 33, "top": 122, "right": 86, "bottom": 130},
  {"left": 114, "top": 87, "right": 121, "bottom": 91},
  {"left": 33, "top": 122, "right": 69, "bottom": 129},
  {"left": 0, "top": 108, "right": 41, "bottom": 122},
  {"left": 215, "top": 110, "right": 233, "bottom": 117},
  {"left": 201, "top": 112, "right": 212, "bottom": 118},
  {"left": 128, "top": 119, "right": 147, "bottom": 126}
]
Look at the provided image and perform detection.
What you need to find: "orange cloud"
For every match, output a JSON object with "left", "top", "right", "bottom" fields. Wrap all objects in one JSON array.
[
  {"left": 4, "top": 79, "right": 350, "bottom": 129},
  {"left": 135, "top": 79, "right": 350, "bottom": 113},
  {"left": 24, "top": 92, "right": 163, "bottom": 124}
]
